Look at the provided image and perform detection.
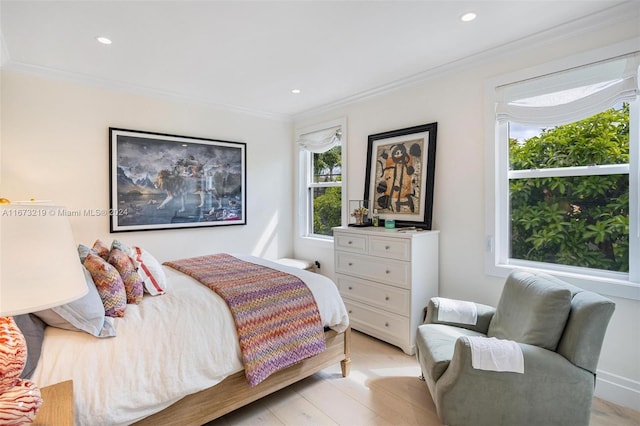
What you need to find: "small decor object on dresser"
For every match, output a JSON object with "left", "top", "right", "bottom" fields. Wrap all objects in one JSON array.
[
  {"left": 348, "top": 200, "right": 370, "bottom": 227},
  {"left": 109, "top": 128, "right": 247, "bottom": 232},
  {"left": 372, "top": 210, "right": 380, "bottom": 227},
  {"left": 364, "top": 122, "right": 437, "bottom": 230},
  {"left": 333, "top": 226, "right": 439, "bottom": 355}
]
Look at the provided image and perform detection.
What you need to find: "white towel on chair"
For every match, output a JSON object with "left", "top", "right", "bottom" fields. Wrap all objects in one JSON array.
[
  {"left": 466, "top": 336, "right": 524, "bottom": 374},
  {"left": 436, "top": 297, "right": 478, "bottom": 325}
]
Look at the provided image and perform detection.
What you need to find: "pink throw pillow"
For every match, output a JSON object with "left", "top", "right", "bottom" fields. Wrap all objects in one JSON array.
[
  {"left": 84, "top": 253, "right": 126, "bottom": 317},
  {"left": 92, "top": 239, "right": 110, "bottom": 260},
  {"left": 108, "top": 248, "right": 144, "bottom": 304}
]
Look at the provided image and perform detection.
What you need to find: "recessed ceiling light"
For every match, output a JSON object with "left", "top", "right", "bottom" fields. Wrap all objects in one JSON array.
[
  {"left": 96, "top": 36, "right": 112, "bottom": 45},
  {"left": 291, "top": 89, "right": 301, "bottom": 94},
  {"left": 460, "top": 12, "right": 477, "bottom": 22}
]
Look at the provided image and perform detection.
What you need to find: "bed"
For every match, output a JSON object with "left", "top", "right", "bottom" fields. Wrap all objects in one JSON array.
[{"left": 28, "top": 252, "right": 351, "bottom": 426}]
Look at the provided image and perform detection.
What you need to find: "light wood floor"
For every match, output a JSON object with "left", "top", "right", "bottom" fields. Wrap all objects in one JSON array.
[{"left": 208, "top": 330, "right": 640, "bottom": 426}]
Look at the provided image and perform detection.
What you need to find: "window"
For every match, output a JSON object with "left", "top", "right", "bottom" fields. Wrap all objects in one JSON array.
[
  {"left": 508, "top": 104, "right": 630, "bottom": 272},
  {"left": 486, "top": 48, "right": 639, "bottom": 298},
  {"left": 296, "top": 119, "right": 347, "bottom": 238}
]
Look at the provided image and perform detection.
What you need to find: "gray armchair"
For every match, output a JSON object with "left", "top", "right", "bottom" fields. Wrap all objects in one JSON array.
[{"left": 415, "top": 270, "right": 615, "bottom": 426}]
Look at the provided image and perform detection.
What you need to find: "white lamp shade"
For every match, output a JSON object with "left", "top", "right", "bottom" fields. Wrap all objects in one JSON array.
[{"left": 0, "top": 205, "right": 88, "bottom": 316}]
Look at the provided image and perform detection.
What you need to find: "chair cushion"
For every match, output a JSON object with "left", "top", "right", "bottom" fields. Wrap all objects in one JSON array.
[
  {"left": 416, "top": 323, "right": 486, "bottom": 383},
  {"left": 487, "top": 271, "right": 572, "bottom": 351}
]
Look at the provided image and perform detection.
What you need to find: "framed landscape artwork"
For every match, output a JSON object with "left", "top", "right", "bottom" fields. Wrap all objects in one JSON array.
[
  {"left": 364, "top": 122, "right": 437, "bottom": 229},
  {"left": 109, "top": 128, "right": 246, "bottom": 232}
]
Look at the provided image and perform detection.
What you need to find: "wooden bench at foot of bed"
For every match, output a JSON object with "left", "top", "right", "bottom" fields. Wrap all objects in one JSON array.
[{"left": 133, "top": 327, "right": 352, "bottom": 426}]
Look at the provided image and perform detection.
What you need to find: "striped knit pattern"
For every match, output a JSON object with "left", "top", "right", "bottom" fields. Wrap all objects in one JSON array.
[
  {"left": 108, "top": 248, "right": 144, "bottom": 304},
  {"left": 164, "top": 254, "right": 326, "bottom": 386},
  {"left": 84, "top": 253, "right": 127, "bottom": 317}
]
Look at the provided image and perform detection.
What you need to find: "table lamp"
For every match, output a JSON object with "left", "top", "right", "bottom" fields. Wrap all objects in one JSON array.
[{"left": 0, "top": 201, "right": 87, "bottom": 424}]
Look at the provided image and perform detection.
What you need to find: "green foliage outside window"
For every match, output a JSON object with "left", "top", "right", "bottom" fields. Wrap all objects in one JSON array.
[
  {"left": 313, "top": 146, "right": 342, "bottom": 182},
  {"left": 313, "top": 187, "right": 342, "bottom": 236},
  {"left": 311, "top": 146, "right": 342, "bottom": 236},
  {"left": 509, "top": 104, "right": 629, "bottom": 272}
]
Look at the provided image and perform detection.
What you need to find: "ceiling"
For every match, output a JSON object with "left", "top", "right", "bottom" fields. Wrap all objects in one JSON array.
[{"left": 0, "top": 1, "right": 631, "bottom": 119}]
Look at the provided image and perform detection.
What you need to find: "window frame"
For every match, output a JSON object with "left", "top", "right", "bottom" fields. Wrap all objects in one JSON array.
[
  {"left": 296, "top": 118, "right": 348, "bottom": 240},
  {"left": 484, "top": 39, "right": 640, "bottom": 300}
]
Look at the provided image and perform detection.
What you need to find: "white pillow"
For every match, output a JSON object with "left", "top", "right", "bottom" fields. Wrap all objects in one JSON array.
[
  {"left": 34, "top": 266, "right": 116, "bottom": 338},
  {"left": 129, "top": 246, "right": 167, "bottom": 295}
]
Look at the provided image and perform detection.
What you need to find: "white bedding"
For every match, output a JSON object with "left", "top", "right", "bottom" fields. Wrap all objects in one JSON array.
[{"left": 32, "top": 255, "right": 349, "bottom": 425}]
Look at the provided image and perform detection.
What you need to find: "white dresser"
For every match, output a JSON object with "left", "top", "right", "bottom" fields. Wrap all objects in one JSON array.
[{"left": 333, "top": 226, "right": 439, "bottom": 355}]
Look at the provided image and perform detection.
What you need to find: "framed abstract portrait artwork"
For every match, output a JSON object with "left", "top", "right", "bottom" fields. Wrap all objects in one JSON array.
[
  {"left": 364, "top": 122, "right": 437, "bottom": 229},
  {"left": 109, "top": 128, "right": 246, "bottom": 232}
]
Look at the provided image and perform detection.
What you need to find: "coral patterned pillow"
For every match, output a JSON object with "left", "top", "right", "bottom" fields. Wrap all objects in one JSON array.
[
  {"left": 108, "top": 248, "right": 143, "bottom": 304},
  {"left": 84, "top": 253, "right": 126, "bottom": 317},
  {"left": 92, "top": 239, "right": 110, "bottom": 260}
]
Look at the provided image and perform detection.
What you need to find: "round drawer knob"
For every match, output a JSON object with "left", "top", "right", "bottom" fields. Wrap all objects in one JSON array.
[
  {"left": 385, "top": 296, "right": 389, "bottom": 301},
  {"left": 385, "top": 245, "right": 390, "bottom": 250},
  {"left": 348, "top": 286, "right": 353, "bottom": 290},
  {"left": 348, "top": 241, "right": 353, "bottom": 245},
  {"left": 385, "top": 270, "right": 390, "bottom": 274},
  {"left": 348, "top": 262, "right": 353, "bottom": 266},
  {"left": 348, "top": 310, "right": 353, "bottom": 314},
  {"left": 385, "top": 322, "right": 389, "bottom": 327}
]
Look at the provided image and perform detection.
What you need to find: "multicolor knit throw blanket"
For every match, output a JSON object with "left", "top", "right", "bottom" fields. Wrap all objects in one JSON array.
[{"left": 164, "top": 254, "right": 326, "bottom": 386}]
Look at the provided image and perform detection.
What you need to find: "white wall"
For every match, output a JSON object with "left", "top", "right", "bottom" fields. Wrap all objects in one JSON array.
[
  {"left": 293, "top": 16, "right": 640, "bottom": 409},
  {"left": 0, "top": 71, "right": 294, "bottom": 262},
  {"left": 1, "top": 10, "right": 638, "bottom": 410}
]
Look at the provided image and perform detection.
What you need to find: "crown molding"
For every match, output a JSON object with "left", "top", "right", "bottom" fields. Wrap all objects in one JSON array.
[
  {"left": 2, "top": 2, "right": 636, "bottom": 124},
  {"left": 1, "top": 61, "right": 293, "bottom": 123},
  {"left": 292, "top": 1, "right": 640, "bottom": 121}
]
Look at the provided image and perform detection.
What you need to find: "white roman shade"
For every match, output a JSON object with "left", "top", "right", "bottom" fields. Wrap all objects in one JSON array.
[
  {"left": 496, "top": 52, "right": 640, "bottom": 126},
  {"left": 297, "top": 126, "right": 341, "bottom": 153}
]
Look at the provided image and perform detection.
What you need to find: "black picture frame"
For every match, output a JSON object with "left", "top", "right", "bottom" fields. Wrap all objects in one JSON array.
[
  {"left": 364, "top": 122, "right": 437, "bottom": 229},
  {"left": 109, "top": 127, "right": 246, "bottom": 232}
]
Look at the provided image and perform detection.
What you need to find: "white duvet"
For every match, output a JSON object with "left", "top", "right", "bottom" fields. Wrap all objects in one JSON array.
[{"left": 32, "top": 256, "right": 349, "bottom": 425}]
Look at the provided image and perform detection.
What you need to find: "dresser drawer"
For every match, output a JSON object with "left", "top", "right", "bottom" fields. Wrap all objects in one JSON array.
[
  {"left": 334, "top": 232, "right": 367, "bottom": 254},
  {"left": 335, "top": 252, "right": 411, "bottom": 289},
  {"left": 336, "top": 274, "right": 410, "bottom": 315},
  {"left": 344, "top": 300, "right": 409, "bottom": 345},
  {"left": 369, "top": 236, "right": 411, "bottom": 261}
]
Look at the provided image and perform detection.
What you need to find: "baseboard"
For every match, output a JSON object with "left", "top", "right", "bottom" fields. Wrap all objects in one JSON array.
[{"left": 595, "top": 369, "right": 640, "bottom": 411}]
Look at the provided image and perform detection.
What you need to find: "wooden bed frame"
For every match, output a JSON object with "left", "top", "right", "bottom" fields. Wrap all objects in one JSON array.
[{"left": 133, "top": 327, "right": 352, "bottom": 425}]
